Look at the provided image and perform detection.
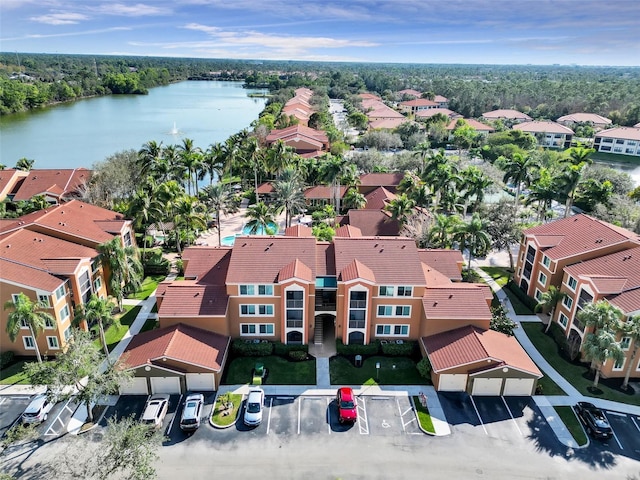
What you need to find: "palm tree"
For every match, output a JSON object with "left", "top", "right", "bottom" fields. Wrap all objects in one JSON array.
[
  {"left": 459, "top": 166, "right": 493, "bottom": 214},
  {"left": 127, "top": 188, "right": 163, "bottom": 257},
  {"left": 427, "top": 213, "right": 462, "bottom": 249},
  {"left": 202, "top": 142, "right": 225, "bottom": 186},
  {"left": 384, "top": 194, "right": 416, "bottom": 230},
  {"left": 343, "top": 189, "right": 367, "bottom": 210},
  {"left": 536, "top": 286, "right": 568, "bottom": 332},
  {"left": 582, "top": 329, "right": 624, "bottom": 388},
  {"left": 97, "top": 238, "right": 143, "bottom": 311},
  {"left": 75, "top": 295, "right": 118, "bottom": 358},
  {"left": 200, "top": 183, "right": 236, "bottom": 246},
  {"left": 413, "top": 141, "right": 431, "bottom": 175},
  {"left": 244, "top": 202, "right": 277, "bottom": 235},
  {"left": 174, "top": 196, "right": 208, "bottom": 248},
  {"left": 454, "top": 213, "right": 491, "bottom": 271},
  {"left": 243, "top": 137, "right": 263, "bottom": 203},
  {"left": 502, "top": 152, "right": 538, "bottom": 210},
  {"left": 525, "top": 167, "right": 558, "bottom": 221},
  {"left": 266, "top": 139, "right": 294, "bottom": 177},
  {"left": 178, "top": 138, "right": 203, "bottom": 196},
  {"left": 15, "top": 157, "right": 35, "bottom": 171},
  {"left": 4, "top": 293, "right": 54, "bottom": 362},
  {"left": 559, "top": 145, "right": 594, "bottom": 218},
  {"left": 621, "top": 315, "right": 640, "bottom": 390},
  {"left": 319, "top": 153, "right": 350, "bottom": 213},
  {"left": 273, "top": 172, "right": 306, "bottom": 228},
  {"left": 137, "top": 140, "right": 164, "bottom": 179}
]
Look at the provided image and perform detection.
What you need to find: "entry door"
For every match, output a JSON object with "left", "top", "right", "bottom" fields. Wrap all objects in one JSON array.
[{"left": 471, "top": 377, "right": 503, "bottom": 396}]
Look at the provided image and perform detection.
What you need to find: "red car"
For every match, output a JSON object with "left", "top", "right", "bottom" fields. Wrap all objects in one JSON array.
[{"left": 336, "top": 387, "right": 357, "bottom": 424}]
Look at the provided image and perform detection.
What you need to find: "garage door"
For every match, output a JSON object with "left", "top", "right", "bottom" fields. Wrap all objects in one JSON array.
[
  {"left": 119, "top": 377, "right": 149, "bottom": 395},
  {"left": 186, "top": 373, "right": 216, "bottom": 391},
  {"left": 472, "top": 378, "right": 503, "bottom": 396},
  {"left": 150, "top": 376, "right": 181, "bottom": 394},
  {"left": 438, "top": 374, "right": 468, "bottom": 392},
  {"left": 503, "top": 378, "right": 535, "bottom": 396}
]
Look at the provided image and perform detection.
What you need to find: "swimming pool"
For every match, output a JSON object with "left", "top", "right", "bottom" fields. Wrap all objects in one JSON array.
[
  {"left": 241, "top": 222, "right": 278, "bottom": 235},
  {"left": 221, "top": 235, "right": 237, "bottom": 246}
]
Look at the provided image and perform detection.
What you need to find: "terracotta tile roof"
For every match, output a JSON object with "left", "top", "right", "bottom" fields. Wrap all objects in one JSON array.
[
  {"left": 608, "top": 288, "right": 640, "bottom": 315},
  {"left": 0, "top": 169, "right": 27, "bottom": 199},
  {"left": 284, "top": 97, "right": 311, "bottom": 109},
  {"left": 315, "top": 242, "right": 335, "bottom": 276},
  {"left": 265, "top": 125, "right": 329, "bottom": 145},
  {"left": 226, "top": 236, "right": 318, "bottom": 284},
  {"left": 181, "top": 247, "right": 231, "bottom": 283},
  {"left": 344, "top": 210, "right": 399, "bottom": 236},
  {"left": 284, "top": 225, "right": 314, "bottom": 237},
  {"left": 369, "top": 118, "right": 409, "bottom": 129},
  {"left": 423, "top": 325, "right": 541, "bottom": 376},
  {"left": 11, "top": 168, "right": 91, "bottom": 201},
  {"left": 482, "top": 109, "right": 532, "bottom": 120},
  {"left": 333, "top": 237, "right": 425, "bottom": 285},
  {"left": 446, "top": 118, "right": 495, "bottom": 132},
  {"left": 278, "top": 258, "right": 313, "bottom": 283},
  {"left": 418, "top": 249, "right": 464, "bottom": 281},
  {"left": 340, "top": 258, "right": 375, "bottom": 283},
  {"left": 401, "top": 99, "right": 438, "bottom": 107},
  {"left": 434, "top": 95, "right": 448, "bottom": 104},
  {"left": 359, "top": 93, "right": 381, "bottom": 100},
  {"left": 422, "top": 285, "right": 492, "bottom": 320},
  {"left": 0, "top": 258, "right": 66, "bottom": 291},
  {"left": 121, "top": 323, "right": 229, "bottom": 372},
  {"left": 513, "top": 120, "right": 574, "bottom": 135},
  {"left": 556, "top": 113, "right": 611, "bottom": 125},
  {"left": 422, "top": 263, "right": 453, "bottom": 286},
  {"left": 364, "top": 187, "right": 396, "bottom": 210},
  {"left": 256, "top": 182, "right": 275, "bottom": 194},
  {"left": 358, "top": 173, "right": 405, "bottom": 188},
  {"left": 564, "top": 247, "right": 640, "bottom": 308},
  {"left": 0, "top": 229, "right": 97, "bottom": 272},
  {"left": 334, "top": 225, "right": 362, "bottom": 238},
  {"left": 416, "top": 108, "right": 461, "bottom": 119},
  {"left": 523, "top": 214, "right": 640, "bottom": 260},
  {"left": 304, "top": 185, "right": 347, "bottom": 199},
  {"left": 7, "top": 200, "right": 129, "bottom": 245},
  {"left": 595, "top": 127, "right": 640, "bottom": 142},
  {"left": 361, "top": 100, "right": 405, "bottom": 120},
  {"left": 157, "top": 281, "right": 228, "bottom": 316},
  {"left": 397, "top": 89, "right": 422, "bottom": 97}
]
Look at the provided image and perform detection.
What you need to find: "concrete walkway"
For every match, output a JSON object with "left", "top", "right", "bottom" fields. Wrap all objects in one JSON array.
[{"left": 474, "top": 266, "right": 640, "bottom": 447}]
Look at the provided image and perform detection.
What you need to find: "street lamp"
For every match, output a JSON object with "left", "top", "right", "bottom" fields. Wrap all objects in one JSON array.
[{"left": 376, "top": 362, "right": 381, "bottom": 382}]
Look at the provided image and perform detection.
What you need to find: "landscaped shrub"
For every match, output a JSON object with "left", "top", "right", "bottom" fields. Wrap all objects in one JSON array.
[
  {"left": 288, "top": 350, "right": 308, "bottom": 361},
  {"left": 273, "top": 342, "right": 308, "bottom": 356},
  {"left": 0, "top": 351, "right": 14, "bottom": 369},
  {"left": 548, "top": 322, "right": 571, "bottom": 359},
  {"left": 231, "top": 339, "right": 274, "bottom": 356},
  {"left": 416, "top": 356, "right": 432, "bottom": 379},
  {"left": 336, "top": 339, "right": 380, "bottom": 356},
  {"left": 381, "top": 340, "right": 416, "bottom": 356},
  {"left": 506, "top": 280, "right": 538, "bottom": 311}
]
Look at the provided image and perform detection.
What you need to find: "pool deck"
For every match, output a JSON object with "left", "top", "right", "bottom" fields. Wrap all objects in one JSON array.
[{"left": 196, "top": 206, "right": 288, "bottom": 247}]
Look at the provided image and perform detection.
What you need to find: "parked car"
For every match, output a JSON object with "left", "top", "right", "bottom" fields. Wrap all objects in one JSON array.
[
  {"left": 180, "top": 393, "right": 204, "bottom": 432},
  {"left": 141, "top": 394, "right": 170, "bottom": 429},
  {"left": 21, "top": 393, "right": 56, "bottom": 424},
  {"left": 336, "top": 387, "right": 357, "bottom": 424},
  {"left": 243, "top": 388, "right": 265, "bottom": 427},
  {"left": 575, "top": 402, "right": 613, "bottom": 439}
]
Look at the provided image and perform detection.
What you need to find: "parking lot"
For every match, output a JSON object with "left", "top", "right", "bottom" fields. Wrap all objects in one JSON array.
[
  {"left": 0, "top": 394, "right": 79, "bottom": 439},
  {"left": 595, "top": 409, "right": 640, "bottom": 460}
]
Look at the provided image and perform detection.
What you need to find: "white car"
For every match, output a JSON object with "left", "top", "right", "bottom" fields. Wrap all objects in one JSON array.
[
  {"left": 180, "top": 393, "right": 204, "bottom": 432},
  {"left": 141, "top": 394, "right": 170, "bottom": 429},
  {"left": 243, "top": 388, "right": 265, "bottom": 427},
  {"left": 21, "top": 393, "right": 56, "bottom": 424}
]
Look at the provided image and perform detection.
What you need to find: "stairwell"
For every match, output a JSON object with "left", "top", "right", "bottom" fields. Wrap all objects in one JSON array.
[{"left": 314, "top": 320, "right": 324, "bottom": 344}]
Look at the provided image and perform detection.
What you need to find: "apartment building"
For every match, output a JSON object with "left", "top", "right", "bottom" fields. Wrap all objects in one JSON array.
[
  {"left": 512, "top": 121, "right": 574, "bottom": 149},
  {"left": 594, "top": 127, "right": 640, "bottom": 157}
]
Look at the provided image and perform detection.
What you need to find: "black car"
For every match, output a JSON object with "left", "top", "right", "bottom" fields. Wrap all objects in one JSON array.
[{"left": 575, "top": 402, "right": 613, "bottom": 439}]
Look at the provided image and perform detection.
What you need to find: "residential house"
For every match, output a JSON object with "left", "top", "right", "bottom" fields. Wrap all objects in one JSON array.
[
  {"left": 482, "top": 109, "right": 532, "bottom": 124},
  {"left": 446, "top": 119, "right": 495, "bottom": 138},
  {"left": 397, "top": 89, "right": 422, "bottom": 99},
  {"left": 0, "top": 169, "right": 28, "bottom": 202},
  {"left": 151, "top": 234, "right": 541, "bottom": 395},
  {"left": 552, "top": 248, "right": 640, "bottom": 381},
  {"left": 0, "top": 168, "right": 91, "bottom": 204},
  {"left": 265, "top": 125, "right": 330, "bottom": 158},
  {"left": 433, "top": 95, "right": 449, "bottom": 108},
  {"left": 357, "top": 172, "right": 406, "bottom": 195},
  {"left": 359, "top": 94, "right": 406, "bottom": 129},
  {"left": 303, "top": 185, "right": 348, "bottom": 208},
  {"left": 594, "top": 127, "right": 640, "bottom": 157},
  {"left": 556, "top": 113, "right": 612, "bottom": 131},
  {"left": 337, "top": 211, "right": 400, "bottom": 237},
  {"left": 512, "top": 121, "right": 574, "bottom": 149},
  {"left": 416, "top": 108, "right": 462, "bottom": 121},
  {"left": 513, "top": 214, "right": 640, "bottom": 301},
  {"left": 399, "top": 99, "right": 439, "bottom": 115}
]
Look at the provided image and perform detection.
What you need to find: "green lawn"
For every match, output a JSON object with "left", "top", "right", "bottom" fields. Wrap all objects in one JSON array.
[
  {"left": 0, "top": 360, "right": 30, "bottom": 385},
  {"left": 330, "top": 356, "right": 426, "bottom": 386},
  {"left": 480, "top": 266, "right": 511, "bottom": 288},
  {"left": 536, "top": 372, "right": 566, "bottom": 396},
  {"left": 480, "top": 267, "right": 535, "bottom": 314},
  {"left": 92, "top": 305, "right": 141, "bottom": 352},
  {"left": 128, "top": 275, "right": 165, "bottom": 300},
  {"left": 554, "top": 406, "right": 588, "bottom": 446},
  {"left": 211, "top": 392, "right": 243, "bottom": 427},
  {"left": 412, "top": 396, "right": 435, "bottom": 433},
  {"left": 223, "top": 355, "right": 316, "bottom": 385},
  {"left": 522, "top": 322, "right": 640, "bottom": 406}
]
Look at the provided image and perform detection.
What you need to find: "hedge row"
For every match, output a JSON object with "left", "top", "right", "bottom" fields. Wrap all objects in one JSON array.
[
  {"left": 0, "top": 351, "right": 14, "bottom": 369},
  {"left": 335, "top": 339, "right": 417, "bottom": 356},
  {"left": 273, "top": 342, "right": 308, "bottom": 356},
  {"left": 231, "top": 340, "right": 309, "bottom": 357},
  {"left": 506, "top": 280, "right": 538, "bottom": 311},
  {"left": 336, "top": 339, "right": 381, "bottom": 356}
]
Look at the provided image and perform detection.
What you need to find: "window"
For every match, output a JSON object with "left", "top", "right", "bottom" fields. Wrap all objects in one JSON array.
[
  {"left": 348, "top": 290, "right": 367, "bottom": 329},
  {"left": 38, "top": 295, "right": 50, "bottom": 307},
  {"left": 240, "top": 305, "right": 256, "bottom": 315},
  {"left": 240, "top": 304, "right": 273, "bottom": 316},
  {"left": 240, "top": 285, "right": 273, "bottom": 296},
  {"left": 562, "top": 296, "right": 573, "bottom": 310},
  {"left": 377, "top": 305, "right": 411, "bottom": 317},
  {"left": 123, "top": 231, "right": 132, "bottom": 247},
  {"left": 379, "top": 286, "right": 394, "bottom": 296},
  {"left": 55, "top": 284, "right": 66, "bottom": 301},
  {"left": 63, "top": 327, "right": 72, "bottom": 341},
  {"left": 567, "top": 276, "right": 577, "bottom": 291},
  {"left": 19, "top": 319, "right": 29, "bottom": 329},
  {"left": 45, "top": 317, "right": 56, "bottom": 329},
  {"left": 60, "top": 305, "right": 70, "bottom": 322},
  {"left": 12, "top": 294, "right": 20, "bottom": 304},
  {"left": 397, "top": 286, "right": 412, "bottom": 297},
  {"left": 379, "top": 286, "right": 412, "bottom": 297},
  {"left": 239, "top": 285, "right": 255, "bottom": 295},
  {"left": 240, "top": 323, "right": 274, "bottom": 336},
  {"left": 286, "top": 290, "right": 304, "bottom": 328},
  {"left": 602, "top": 138, "right": 613, "bottom": 143},
  {"left": 577, "top": 289, "right": 593, "bottom": 310},
  {"left": 620, "top": 336, "right": 631, "bottom": 350},
  {"left": 613, "top": 357, "right": 625, "bottom": 371},
  {"left": 23, "top": 336, "right": 35, "bottom": 349},
  {"left": 258, "top": 285, "right": 273, "bottom": 296},
  {"left": 534, "top": 290, "right": 543, "bottom": 301},
  {"left": 91, "top": 259, "right": 100, "bottom": 273},
  {"left": 559, "top": 313, "right": 569, "bottom": 328},
  {"left": 538, "top": 272, "right": 547, "bottom": 286},
  {"left": 615, "top": 139, "right": 625, "bottom": 144},
  {"left": 375, "top": 324, "right": 409, "bottom": 336},
  {"left": 542, "top": 255, "right": 550, "bottom": 268},
  {"left": 47, "top": 336, "right": 60, "bottom": 349},
  {"left": 93, "top": 277, "right": 102, "bottom": 291}
]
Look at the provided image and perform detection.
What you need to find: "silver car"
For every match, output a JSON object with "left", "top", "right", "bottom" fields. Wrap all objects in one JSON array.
[
  {"left": 141, "top": 394, "right": 170, "bottom": 429},
  {"left": 180, "top": 393, "right": 204, "bottom": 432},
  {"left": 22, "top": 393, "right": 56, "bottom": 424},
  {"left": 243, "top": 388, "right": 264, "bottom": 427}
]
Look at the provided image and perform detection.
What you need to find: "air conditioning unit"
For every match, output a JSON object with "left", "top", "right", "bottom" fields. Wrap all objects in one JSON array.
[{"left": 396, "top": 340, "right": 404, "bottom": 345}]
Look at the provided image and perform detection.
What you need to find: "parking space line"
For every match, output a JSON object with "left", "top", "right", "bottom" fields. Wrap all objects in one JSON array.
[
  {"left": 164, "top": 394, "right": 182, "bottom": 436},
  {"left": 606, "top": 411, "right": 627, "bottom": 417},
  {"left": 357, "top": 397, "right": 369, "bottom": 435},
  {"left": 501, "top": 397, "right": 523, "bottom": 436},
  {"left": 266, "top": 397, "right": 273, "bottom": 435},
  {"left": 604, "top": 412, "right": 624, "bottom": 450},
  {"left": 396, "top": 398, "right": 406, "bottom": 433},
  {"left": 45, "top": 396, "right": 75, "bottom": 437},
  {"left": 631, "top": 416, "right": 640, "bottom": 433},
  {"left": 64, "top": 405, "right": 74, "bottom": 413},
  {"left": 469, "top": 396, "right": 488, "bottom": 435},
  {"left": 0, "top": 398, "right": 6, "bottom": 406},
  {"left": 297, "top": 397, "right": 301, "bottom": 435}
]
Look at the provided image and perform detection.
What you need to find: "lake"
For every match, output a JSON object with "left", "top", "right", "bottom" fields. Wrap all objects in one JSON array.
[{"left": 0, "top": 81, "right": 267, "bottom": 169}]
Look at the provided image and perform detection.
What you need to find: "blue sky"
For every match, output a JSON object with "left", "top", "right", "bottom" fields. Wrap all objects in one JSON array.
[{"left": 1, "top": 0, "right": 639, "bottom": 66}]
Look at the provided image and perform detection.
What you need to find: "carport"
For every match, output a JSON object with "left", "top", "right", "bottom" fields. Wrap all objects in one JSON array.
[
  {"left": 119, "top": 323, "right": 230, "bottom": 394},
  {"left": 421, "top": 325, "right": 542, "bottom": 396}
]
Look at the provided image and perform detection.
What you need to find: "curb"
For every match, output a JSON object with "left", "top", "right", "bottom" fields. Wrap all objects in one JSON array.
[
  {"left": 409, "top": 395, "right": 435, "bottom": 436},
  {"left": 209, "top": 393, "right": 242, "bottom": 429}
]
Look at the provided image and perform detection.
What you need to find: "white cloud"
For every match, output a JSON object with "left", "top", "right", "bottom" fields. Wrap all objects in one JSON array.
[
  {"left": 30, "top": 12, "right": 89, "bottom": 25},
  {"left": 2, "top": 26, "right": 130, "bottom": 41},
  {"left": 91, "top": 3, "right": 172, "bottom": 16}
]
